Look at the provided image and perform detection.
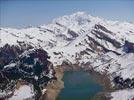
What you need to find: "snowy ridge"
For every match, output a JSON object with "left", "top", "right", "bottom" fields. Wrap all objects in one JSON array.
[
  {"left": 111, "top": 89, "right": 134, "bottom": 100},
  {"left": 1, "top": 12, "right": 134, "bottom": 77},
  {"left": 9, "top": 85, "right": 34, "bottom": 100},
  {"left": 1, "top": 12, "right": 134, "bottom": 100}
]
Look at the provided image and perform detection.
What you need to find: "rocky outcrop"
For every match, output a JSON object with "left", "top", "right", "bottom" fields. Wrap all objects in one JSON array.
[
  {"left": 0, "top": 44, "right": 33, "bottom": 69},
  {"left": 113, "top": 76, "right": 134, "bottom": 89},
  {"left": 123, "top": 41, "right": 134, "bottom": 53},
  {"left": 0, "top": 46, "right": 56, "bottom": 100}
]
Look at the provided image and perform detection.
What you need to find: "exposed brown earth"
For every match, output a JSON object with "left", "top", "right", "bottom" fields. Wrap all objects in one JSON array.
[{"left": 42, "top": 67, "right": 64, "bottom": 100}]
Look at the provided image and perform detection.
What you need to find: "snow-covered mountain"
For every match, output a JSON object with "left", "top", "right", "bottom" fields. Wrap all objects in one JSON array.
[{"left": 0, "top": 12, "right": 134, "bottom": 100}]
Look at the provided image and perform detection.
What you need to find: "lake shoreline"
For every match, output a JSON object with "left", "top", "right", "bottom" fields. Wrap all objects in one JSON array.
[
  {"left": 43, "top": 67, "right": 64, "bottom": 100},
  {"left": 44, "top": 64, "right": 113, "bottom": 100}
]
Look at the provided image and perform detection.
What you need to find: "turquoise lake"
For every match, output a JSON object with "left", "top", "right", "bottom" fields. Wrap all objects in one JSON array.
[{"left": 56, "top": 71, "right": 103, "bottom": 100}]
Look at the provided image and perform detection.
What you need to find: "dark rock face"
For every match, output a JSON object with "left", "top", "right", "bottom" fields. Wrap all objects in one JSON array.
[
  {"left": 0, "top": 45, "right": 55, "bottom": 100},
  {"left": 123, "top": 41, "right": 134, "bottom": 53},
  {"left": 68, "top": 29, "right": 79, "bottom": 38},
  {"left": 94, "top": 24, "right": 113, "bottom": 34},
  {"left": 113, "top": 76, "right": 134, "bottom": 89},
  {"left": 86, "top": 35, "right": 121, "bottom": 55},
  {"left": 92, "top": 30, "right": 121, "bottom": 48},
  {"left": 0, "top": 44, "right": 22, "bottom": 69},
  {"left": 0, "top": 44, "right": 33, "bottom": 69},
  {"left": 93, "top": 24, "right": 121, "bottom": 49}
]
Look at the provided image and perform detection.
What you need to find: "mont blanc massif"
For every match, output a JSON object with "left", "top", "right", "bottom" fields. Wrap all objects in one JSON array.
[{"left": 0, "top": 12, "right": 134, "bottom": 100}]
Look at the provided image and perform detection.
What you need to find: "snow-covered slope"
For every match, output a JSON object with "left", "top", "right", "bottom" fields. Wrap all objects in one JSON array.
[
  {"left": 1, "top": 12, "right": 134, "bottom": 48},
  {"left": 9, "top": 85, "right": 34, "bottom": 100},
  {"left": 0, "top": 12, "right": 134, "bottom": 100},
  {"left": 111, "top": 89, "right": 134, "bottom": 100}
]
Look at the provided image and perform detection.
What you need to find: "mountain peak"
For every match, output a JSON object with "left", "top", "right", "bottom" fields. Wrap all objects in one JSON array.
[
  {"left": 56, "top": 11, "right": 94, "bottom": 20},
  {"left": 51, "top": 11, "right": 99, "bottom": 28},
  {"left": 71, "top": 11, "right": 88, "bottom": 16}
]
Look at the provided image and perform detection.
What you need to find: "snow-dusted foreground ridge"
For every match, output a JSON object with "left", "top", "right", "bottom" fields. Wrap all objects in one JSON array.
[
  {"left": 0, "top": 12, "right": 134, "bottom": 100},
  {"left": 9, "top": 85, "right": 35, "bottom": 100},
  {"left": 111, "top": 89, "right": 134, "bottom": 100}
]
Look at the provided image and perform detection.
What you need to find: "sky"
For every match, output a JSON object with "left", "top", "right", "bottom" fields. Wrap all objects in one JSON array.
[{"left": 0, "top": 0, "right": 134, "bottom": 28}]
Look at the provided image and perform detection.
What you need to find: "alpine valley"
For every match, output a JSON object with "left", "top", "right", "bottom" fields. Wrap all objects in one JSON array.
[{"left": 0, "top": 12, "right": 134, "bottom": 100}]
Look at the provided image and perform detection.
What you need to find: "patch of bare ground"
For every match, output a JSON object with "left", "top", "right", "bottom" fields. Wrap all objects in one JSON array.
[{"left": 42, "top": 67, "right": 64, "bottom": 100}]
